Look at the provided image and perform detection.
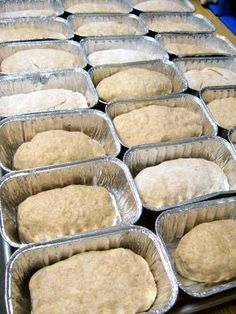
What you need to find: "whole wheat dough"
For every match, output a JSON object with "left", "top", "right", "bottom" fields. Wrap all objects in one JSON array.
[
  {"left": 97, "top": 68, "right": 172, "bottom": 102},
  {"left": 175, "top": 220, "right": 236, "bottom": 283},
  {"left": 207, "top": 97, "right": 236, "bottom": 128},
  {"left": 184, "top": 67, "right": 236, "bottom": 91},
  {"left": 165, "top": 42, "right": 225, "bottom": 56},
  {"left": 18, "top": 185, "right": 116, "bottom": 243},
  {"left": 29, "top": 248, "right": 157, "bottom": 314},
  {"left": 150, "top": 20, "right": 199, "bottom": 32},
  {"left": 13, "top": 130, "right": 106, "bottom": 170},
  {"left": 134, "top": 0, "right": 184, "bottom": 12},
  {"left": 1, "top": 49, "right": 78, "bottom": 74},
  {"left": 114, "top": 105, "right": 203, "bottom": 146},
  {"left": 134, "top": 158, "right": 229, "bottom": 209},
  {"left": 67, "top": 3, "right": 124, "bottom": 13},
  {"left": 77, "top": 21, "right": 138, "bottom": 36},
  {"left": 0, "top": 9, "right": 55, "bottom": 18},
  {"left": 0, "top": 89, "right": 88, "bottom": 116}
]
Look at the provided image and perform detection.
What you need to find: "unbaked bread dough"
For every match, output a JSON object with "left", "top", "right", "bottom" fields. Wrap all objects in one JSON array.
[
  {"left": 0, "top": 89, "right": 88, "bottom": 116},
  {"left": 0, "top": 9, "right": 55, "bottom": 18},
  {"left": 165, "top": 42, "right": 226, "bottom": 56},
  {"left": 207, "top": 97, "right": 236, "bottom": 128},
  {"left": 29, "top": 248, "right": 157, "bottom": 314},
  {"left": 113, "top": 105, "right": 203, "bottom": 146},
  {"left": 18, "top": 185, "right": 116, "bottom": 243},
  {"left": 67, "top": 3, "right": 124, "bottom": 13},
  {"left": 1, "top": 49, "right": 78, "bottom": 74},
  {"left": 13, "top": 130, "right": 106, "bottom": 170},
  {"left": 184, "top": 67, "right": 236, "bottom": 91},
  {"left": 77, "top": 21, "right": 138, "bottom": 36},
  {"left": 97, "top": 68, "right": 172, "bottom": 102},
  {"left": 134, "top": 158, "right": 229, "bottom": 209},
  {"left": 134, "top": 0, "right": 184, "bottom": 11},
  {"left": 149, "top": 20, "right": 199, "bottom": 32},
  {"left": 175, "top": 220, "right": 236, "bottom": 283}
]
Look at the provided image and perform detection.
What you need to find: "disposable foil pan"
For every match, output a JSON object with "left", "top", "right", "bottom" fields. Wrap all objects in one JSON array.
[
  {"left": 228, "top": 129, "right": 236, "bottom": 153},
  {"left": 156, "top": 197, "right": 236, "bottom": 297},
  {"left": 0, "top": 17, "right": 73, "bottom": 43},
  {"left": 106, "top": 93, "right": 218, "bottom": 149},
  {"left": 0, "top": 39, "right": 88, "bottom": 75},
  {"left": 123, "top": 136, "right": 236, "bottom": 212},
  {"left": 5, "top": 225, "right": 178, "bottom": 314},
  {"left": 0, "top": 0, "right": 64, "bottom": 19},
  {"left": 67, "top": 13, "right": 148, "bottom": 37},
  {"left": 89, "top": 59, "right": 188, "bottom": 105},
  {"left": 141, "top": 13, "right": 215, "bottom": 34},
  {"left": 63, "top": 0, "right": 132, "bottom": 14},
  {"left": 0, "top": 109, "right": 121, "bottom": 172},
  {"left": 0, "top": 68, "right": 98, "bottom": 118},
  {"left": 129, "top": 0, "right": 195, "bottom": 13},
  {"left": 80, "top": 35, "right": 169, "bottom": 66},
  {"left": 158, "top": 33, "right": 236, "bottom": 58},
  {"left": 0, "top": 157, "right": 142, "bottom": 248}
]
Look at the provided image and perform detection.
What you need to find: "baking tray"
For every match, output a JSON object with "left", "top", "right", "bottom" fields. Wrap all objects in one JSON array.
[
  {"left": 141, "top": 13, "right": 215, "bottom": 34},
  {"left": 123, "top": 136, "right": 236, "bottom": 212},
  {"left": 0, "top": 39, "right": 88, "bottom": 75},
  {"left": 0, "top": 109, "right": 121, "bottom": 173},
  {"left": 5, "top": 225, "right": 178, "bottom": 314},
  {"left": 89, "top": 59, "right": 188, "bottom": 105},
  {"left": 129, "top": 0, "right": 195, "bottom": 13},
  {"left": 0, "top": 68, "right": 98, "bottom": 118},
  {"left": 0, "top": 0, "right": 64, "bottom": 19},
  {"left": 158, "top": 34, "right": 236, "bottom": 58},
  {"left": 156, "top": 197, "right": 236, "bottom": 297},
  {"left": 228, "top": 128, "right": 236, "bottom": 153},
  {"left": 67, "top": 13, "right": 148, "bottom": 38},
  {"left": 0, "top": 157, "right": 142, "bottom": 248},
  {"left": 0, "top": 17, "right": 73, "bottom": 43},
  {"left": 80, "top": 35, "right": 169, "bottom": 66},
  {"left": 105, "top": 93, "right": 217, "bottom": 149}
]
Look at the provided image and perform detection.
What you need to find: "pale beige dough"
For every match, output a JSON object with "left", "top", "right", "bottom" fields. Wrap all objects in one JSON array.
[
  {"left": 67, "top": 3, "right": 123, "bottom": 13},
  {"left": 165, "top": 42, "right": 226, "bottom": 55},
  {"left": 113, "top": 105, "right": 203, "bottom": 146},
  {"left": 1, "top": 49, "right": 78, "bottom": 74},
  {"left": 184, "top": 67, "right": 236, "bottom": 91},
  {"left": 13, "top": 130, "right": 106, "bottom": 170},
  {"left": 207, "top": 97, "right": 236, "bottom": 128},
  {"left": 135, "top": 0, "right": 184, "bottom": 11},
  {"left": 18, "top": 185, "right": 116, "bottom": 243},
  {"left": 29, "top": 248, "right": 157, "bottom": 314},
  {"left": 150, "top": 20, "right": 199, "bottom": 32},
  {"left": 97, "top": 68, "right": 172, "bottom": 102},
  {"left": 134, "top": 158, "right": 229, "bottom": 209},
  {"left": 175, "top": 220, "right": 236, "bottom": 283},
  {"left": 0, "top": 89, "right": 88, "bottom": 116},
  {"left": 0, "top": 9, "right": 55, "bottom": 18}
]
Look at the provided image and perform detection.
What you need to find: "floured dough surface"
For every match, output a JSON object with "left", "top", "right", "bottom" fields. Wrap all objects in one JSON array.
[
  {"left": 1, "top": 49, "right": 78, "bottom": 74},
  {"left": 149, "top": 20, "right": 199, "bottom": 32},
  {"left": 114, "top": 105, "right": 203, "bottom": 146},
  {"left": 18, "top": 185, "right": 116, "bottom": 243},
  {"left": 97, "top": 68, "right": 172, "bottom": 102},
  {"left": 207, "top": 97, "right": 236, "bottom": 128},
  {"left": 13, "top": 130, "right": 106, "bottom": 170},
  {"left": 175, "top": 220, "right": 236, "bottom": 283},
  {"left": 0, "top": 89, "right": 88, "bottom": 116},
  {"left": 67, "top": 3, "right": 124, "bottom": 13},
  {"left": 165, "top": 42, "right": 226, "bottom": 56},
  {"left": 77, "top": 21, "right": 138, "bottom": 36},
  {"left": 184, "top": 67, "right": 236, "bottom": 91},
  {"left": 135, "top": 0, "right": 184, "bottom": 12},
  {"left": 0, "top": 9, "right": 55, "bottom": 18},
  {"left": 29, "top": 248, "right": 157, "bottom": 314},
  {"left": 135, "top": 158, "right": 229, "bottom": 209}
]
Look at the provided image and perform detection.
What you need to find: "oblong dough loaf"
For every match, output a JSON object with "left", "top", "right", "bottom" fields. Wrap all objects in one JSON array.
[
  {"left": 97, "top": 68, "right": 172, "bottom": 102},
  {"left": 207, "top": 97, "right": 236, "bottom": 128},
  {"left": 29, "top": 248, "right": 157, "bottom": 314},
  {"left": 13, "top": 130, "right": 106, "bottom": 169},
  {"left": 134, "top": 158, "right": 229, "bottom": 208},
  {"left": 174, "top": 220, "right": 236, "bottom": 283},
  {"left": 135, "top": 0, "right": 184, "bottom": 11},
  {"left": 67, "top": 3, "right": 123, "bottom": 13}
]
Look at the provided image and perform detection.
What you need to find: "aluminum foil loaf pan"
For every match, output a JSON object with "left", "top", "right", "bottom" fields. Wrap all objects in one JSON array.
[
  {"left": 158, "top": 33, "right": 236, "bottom": 58},
  {"left": 228, "top": 128, "right": 236, "bottom": 153},
  {"left": 89, "top": 60, "right": 188, "bottom": 105},
  {"left": 0, "top": 109, "right": 121, "bottom": 173},
  {"left": 0, "top": 0, "right": 64, "bottom": 19},
  {"left": 0, "top": 69, "right": 98, "bottom": 118},
  {"left": 0, "top": 157, "right": 142, "bottom": 247},
  {"left": 67, "top": 13, "right": 148, "bottom": 38},
  {"left": 156, "top": 197, "right": 236, "bottom": 297},
  {"left": 0, "top": 39, "right": 88, "bottom": 75},
  {"left": 129, "top": 0, "right": 195, "bottom": 13},
  {"left": 63, "top": 0, "right": 132, "bottom": 14},
  {"left": 5, "top": 225, "right": 178, "bottom": 314},
  {"left": 106, "top": 93, "right": 217, "bottom": 149},
  {"left": 0, "top": 17, "right": 73, "bottom": 43},
  {"left": 123, "top": 136, "right": 236, "bottom": 212},
  {"left": 80, "top": 35, "right": 169, "bottom": 67}
]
